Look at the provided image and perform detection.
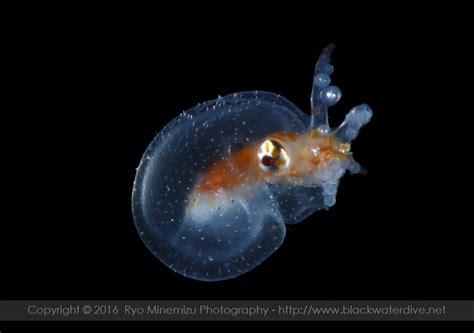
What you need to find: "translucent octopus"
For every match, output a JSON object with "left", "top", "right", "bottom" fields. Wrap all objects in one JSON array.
[{"left": 132, "top": 44, "right": 373, "bottom": 281}]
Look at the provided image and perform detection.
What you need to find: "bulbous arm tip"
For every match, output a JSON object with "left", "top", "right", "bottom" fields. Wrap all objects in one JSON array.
[{"left": 332, "top": 104, "right": 373, "bottom": 143}]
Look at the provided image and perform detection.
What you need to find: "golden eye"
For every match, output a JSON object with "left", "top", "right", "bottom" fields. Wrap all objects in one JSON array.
[{"left": 257, "top": 139, "right": 290, "bottom": 172}]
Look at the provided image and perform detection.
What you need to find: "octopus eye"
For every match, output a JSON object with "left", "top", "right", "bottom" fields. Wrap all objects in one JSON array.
[{"left": 258, "top": 139, "right": 290, "bottom": 172}]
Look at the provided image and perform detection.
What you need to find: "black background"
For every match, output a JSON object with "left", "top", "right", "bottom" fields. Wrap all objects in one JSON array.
[{"left": 2, "top": 4, "right": 471, "bottom": 304}]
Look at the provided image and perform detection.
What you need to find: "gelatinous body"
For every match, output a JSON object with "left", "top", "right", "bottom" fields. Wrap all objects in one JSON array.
[{"left": 132, "top": 44, "right": 373, "bottom": 281}]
